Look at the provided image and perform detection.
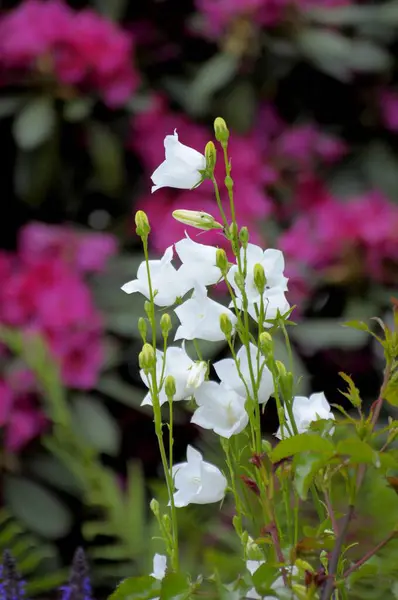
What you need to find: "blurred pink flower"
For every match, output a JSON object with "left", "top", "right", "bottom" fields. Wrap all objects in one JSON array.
[
  {"left": 0, "top": 0, "right": 139, "bottom": 106},
  {"left": 19, "top": 222, "right": 117, "bottom": 274},
  {"left": 379, "top": 88, "right": 398, "bottom": 133},
  {"left": 0, "top": 373, "right": 47, "bottom": 452}
]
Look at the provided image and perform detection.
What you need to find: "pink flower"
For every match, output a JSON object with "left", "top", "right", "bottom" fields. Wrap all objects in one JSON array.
[
  {"left": 0, "top": 374, "right": 47, "bottom": 452},
  {"left": 0, "top": 0, "right": 139, "bottom": 106},
  {"left": 19, "top": 222, "right": 117, "bottom": 274},
  {"left": 379, "top": 88, "right": 398, "bottom": 133}
]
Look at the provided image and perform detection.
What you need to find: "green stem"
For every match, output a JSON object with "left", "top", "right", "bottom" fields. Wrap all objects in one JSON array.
[{"left": 211, "top": 176, "right": 228, "bottom": 229}]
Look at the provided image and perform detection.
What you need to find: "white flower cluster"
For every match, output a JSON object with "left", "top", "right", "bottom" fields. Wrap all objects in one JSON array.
[{"left": 121, "top": 131, "right": 335, "bottom": 509}]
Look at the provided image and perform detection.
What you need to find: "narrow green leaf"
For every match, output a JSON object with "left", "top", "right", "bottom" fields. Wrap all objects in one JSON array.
[
  {"left": 343, "top": 320, "right": 370, "bottom": 332},
  {"left": 271, "top": 434, "right": 334, "bottom": 463}
]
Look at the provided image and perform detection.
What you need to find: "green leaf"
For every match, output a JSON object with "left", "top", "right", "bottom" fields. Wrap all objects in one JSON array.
[
  {"left": 336, "top": 439, "right": 378, "bottom": 464},
  {"left": 183, "top": 53, "right": 239, "bottom": 116},
  {"left": 87, "top": 121, "right": 124, "bottom": 197},
  {"left": 4, "top": 476, "right": 72, "bottom": 539},
  {"left": 110, "top": 576, "right": 161, "bottom": 600},
  {"left": 126, "top": 463, "right": 146, "bottom": 554},
  {"left": 63, "top": 97, "right": 94, "bottom": 122},
  {"left": 343, "top": 320, "right": 370, "bottom": 332},
  {"left": 96, "top": 375, "right": 148, "bottom": 410},
  {"left": 13, "top": 97, "right": 56, "bottom": 150},
  {"left": 252, "top": 564, "right": 278, "bottom": 596},
  {"left": 160, "top": 573, "right": 191, "bottom": 600},
  {"left": 271, "top": 434, "right": 334, "bottom": 463},
  {"left": 27, "top": 454, "right": 82, "bottom": 495},
  {"left": 291, "top": 319, "right": 369, "bottom": 351},
  {"left": 14, "top": 138, "right": 58, "bottom": 205},
  {"left": 219, "top": 81, "right": 257, "bottom": 134},
  {"left": 294, "top": 453, "right": 329, "bottom": 500},
  {"left": 71, "top": 395, "right": 120, "bottom": 456}
]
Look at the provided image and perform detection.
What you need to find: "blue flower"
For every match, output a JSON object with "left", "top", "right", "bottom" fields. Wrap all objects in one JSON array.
[
  {"left": 0, "top": 551, "right": 25, "bottom": 600},
  {"left": 60, "top": 548, "right": 92, "bottom": 600}
]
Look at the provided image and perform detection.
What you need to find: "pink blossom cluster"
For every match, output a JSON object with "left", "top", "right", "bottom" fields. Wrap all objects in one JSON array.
[
  {"left": 280, "top": 186, "right": 398, "bottom": 287},
  {"left": 195, "top": 0, "right": 351, "bottom": 36},
  {"left": 0, "top": 0, "right": 139, "bottom": 107},
  {"left": 0, "top": 222, "right": 117, "bottom": 452}
]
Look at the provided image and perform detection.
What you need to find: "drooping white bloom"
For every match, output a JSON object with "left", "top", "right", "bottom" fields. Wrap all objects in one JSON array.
[
  {"left": 140, "top": 345, "right": 207, "bottom": 407},
  {"left": 276, "top": 392, "right": 335, "bottom": 439},
  {"left": 175, "top": 233, "right": 222, "bottom": 287},
  {"left": 174, "top": 285, "right": 237, "bottom": 342},
  {"left": 151, "top": 130, "right": 206, "bottom": 193},
  {"left": 121, "top": 246, "right": 189, "bottom": 307},
  {"left": 151, "top": 554, "right": 167, "bottom": 580},
  {"left": 172, "top": 445, "right": 227, "bottom": 507},
  {"left": 214, "top": 343, "right": 274, "bottom": 405},
  {"left": 192, "top": 381, "right": 248, "bottom": 438},
  {"left": 227, "top": 245, "right": 290, "bottom": 326}
]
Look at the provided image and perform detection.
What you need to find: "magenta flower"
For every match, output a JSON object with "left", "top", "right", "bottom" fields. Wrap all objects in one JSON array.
[{"left": 379, "top": 88, "right": 398, "bottom": 133}]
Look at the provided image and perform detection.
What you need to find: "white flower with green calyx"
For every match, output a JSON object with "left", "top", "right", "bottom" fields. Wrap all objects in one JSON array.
[
  {"left": 151, "top": 130, "right": 207, "bottom": 193},
  {"left": 174, "top": 284, "right": 237, "bottom": 342},
  {"left": 172, "top": 445, "right": 227, "bottom": 507},
  {"left": 214, "top": 343, "right": 274, "bottom": 405},
  {"left": 191, "top": 381, "right": 248, "bottom": 438},
  {"left": 140, "top": 344, "right": 207, "bottom": 407},
  {"left": 275, "top": 392, "right": 335, "bottom": 439},
  {"left": 121, "top": 246, "right": 191, "bottom": 307}
]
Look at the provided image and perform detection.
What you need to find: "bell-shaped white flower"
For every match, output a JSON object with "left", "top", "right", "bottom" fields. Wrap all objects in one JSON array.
[
  {"left": 247, "top": 288, "right": 290, "bottom": 327},
  {"left": 151, "top": 554, "right": 167, "bottom": 580},
  {"left": 174, "top": 285, "right": 237, "bottom": 342},
  {"left": 228, "top": 245, "right": 288, "bottom": 303},
  {"left": 214, "top": 343, "right": 274, "bottom": 405},
  {"left": 121, "top": 246, "right": 189, "bottom": 307},
  {"left": 192, "top": 381, "right": 248, "bottom": 438},
  {"left": 172, "top": 445, "right": 227, "bottom": 507},
  {"left": 175, "top": 233, "right": 222, "bottom": 287},
  {"left": 276, "top": 392, "right": 335, "bottom": 439},
  {"left": 151, "top": 130, "right": 206, "bottom": 193},
  {"left": 141, "top": 345, "right": 207, "bottom": 407}
]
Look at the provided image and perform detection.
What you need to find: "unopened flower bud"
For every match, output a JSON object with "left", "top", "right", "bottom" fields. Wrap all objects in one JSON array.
[
  {"left": 216, "top": 248, "right": 228, "bottom": 272},
  {"left": 259, "top": 332, "right": 273, "bottom": 356},
  {"left": 205, "top": 141, "right": 217, "bottom": 172},
  {"left": 144, "top": 301, "right": 152, "bottom": 318},
  {"left": 150, "top": 498, "right": 160, "bottom": 517},
  {"left": 224, "top": 175, "right": 233, "bottom": 191},
  {"left": 172, "top": 209, "right": 223, "bottom": 231},
  {"left": 239, "top": 226, "right": 249, "bottom": 247},
  {"left": 165, "top": 375, "right": 176, "bottom": 399},
  {"left": 261, "top": 439, "right": 272, "bottom": 454},
  {"left": 138, "top": 317, "right": 147, "bottom": 342},
  {"left": 253, "top": 263, "right": 266, "bottom": 294},
  {"left": 139, "top": 343, "right": 156, "bottom": 371},
  {"left": 277, "top": 405, "right": 286, "bottom": 425},
  {"left": 135, "top": 210, "right": 151, "bottom": 237},
  {"left": 187, "top": 361, "right": 207, "bottom": 389},
  {"left": 160, "top": 313, "right": 172, "bottom": 338},
  {"left": 233, "top": 271, "right": 245, "bottom": 293},
  {"left": 276, "top": 360, "right": 287, "bottom": 378},
  {"left": 220, "top": 313, "right": 233, "bottom": 338},
  {"left": 214, "top": 117, "right": 229, "bottom": 145},
  {"left": 162, "top": 514, "right": 172, "bottom": 534},
  {"left": 245, "top": 536, "right": 263, "bottom": 560}
]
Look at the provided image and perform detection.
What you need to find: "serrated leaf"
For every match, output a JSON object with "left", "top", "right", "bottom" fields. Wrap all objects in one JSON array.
[
  {"left": 271, "top": 433, "right": 334, "bottom": 463},
  {"left": 110, "top": 576, "right": 161, "bottom": 600},
  {"left": 160, "top": 573, "right": 191, "bottom": 600},
  {"left": 72, "top": 395, "right": 120, "bottom": 456},
  {"left": 13, "top": 97, "right": 56, "bottom": 150},
  {"left": 4, "top": 476, "right": 72, "bottom": 539}
]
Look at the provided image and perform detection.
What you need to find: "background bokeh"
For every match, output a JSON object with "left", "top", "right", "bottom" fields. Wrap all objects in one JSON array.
[{"left": 1, "top": 0, "right": 398, "bottom": 597}]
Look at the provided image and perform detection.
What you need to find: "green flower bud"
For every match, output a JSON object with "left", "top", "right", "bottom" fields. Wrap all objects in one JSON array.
[
  {"left": 216, "top": 248, "right": 228, "bottom": 272},
  {"left": 165, "top": 375, "right": 176, "bottom": 399},
  {"left": 150, "top": 498, "right": 160, "bottom": 517},
  {"left": 239, "top": 226, "right": 249, "bottom": 247},
  {"left": 162, "top": 514, "right": 172, "bottom": 534},
  {"left": 220, "top": 313, "right": 233, "bottom": 338},
  {"left": 261, "top": 439, "right": 272, "bottom": 454},
  {"left": 253, "top": 263, "right": 266, "bottom": 294},
  {"left": 214, "top": 117, "right": 229, "bottom": 145},
  {"left": 135, "top": 210, "right": 151, "bottom": 237},
  {"left": 139, "top": 343, "right": 156, "bottom": 371},
  {"left": 224, "top": 175, "right": 233, "bottom": 191},
  {"left": 138, "top": 317, "right": 147, "bottom": 342},
  {"left": 259, "top": 332, "right": 273, "bottom": 356},
  {"left": 144, "top": 300, "right": 152, "bottom": 318},
  {"left": 277, "top": 405, "right": 286, "bottom": 425},
  {"left": 160, "top": 313, "right": 172, "bottom": 338},
  {"left": 172, "top": 209, "right": 223, "bottom": 231},
  {"left": 276, "top": 360, "right": 287, "bottom": 378},
  {"left": 205, "top": 141, "right": 217, "bottom": 172},
  {"left": 233, "top": 271, "right": 245, "bottom": 293}
]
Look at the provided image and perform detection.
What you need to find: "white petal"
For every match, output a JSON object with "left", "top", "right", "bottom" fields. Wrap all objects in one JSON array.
[
  {"left": 152, "top": 554, "right": 167, "bottom": 580},
  {"left": 164, "top": 132, "right": 206, "bottom": 169},
  {"left": 186, "top": 445, "right": 203, "bottom": 467},
  {"left": 247, "top": 560, "right": 265, "bottom": 575},
  {"left": 121, "top": 278, "right": 148, "bottom": 296}
]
